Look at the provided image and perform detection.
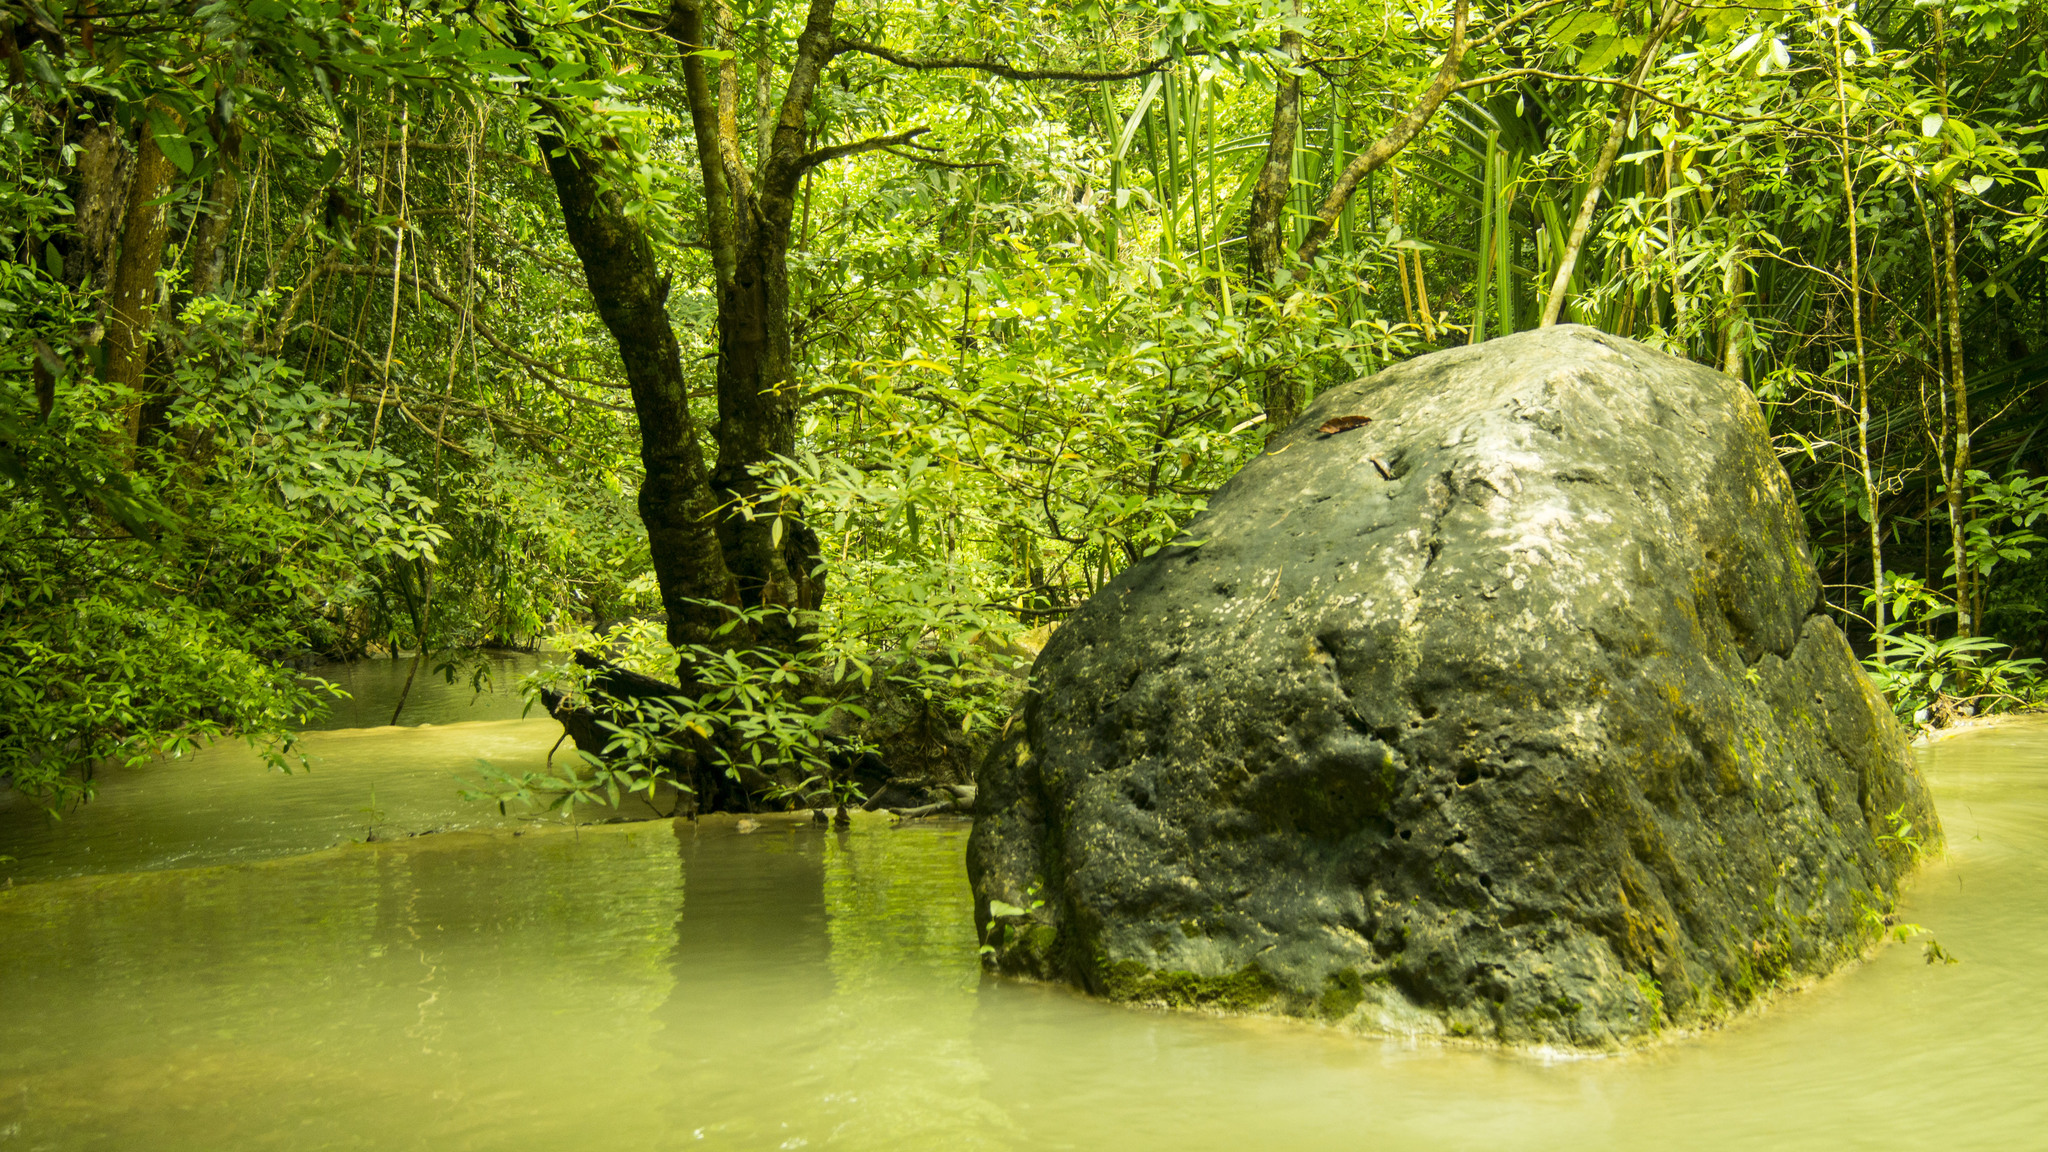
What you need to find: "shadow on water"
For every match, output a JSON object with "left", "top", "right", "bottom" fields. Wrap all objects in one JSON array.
[{"left": 1, "top": 708, "right": 2046, "bottom": 1149}]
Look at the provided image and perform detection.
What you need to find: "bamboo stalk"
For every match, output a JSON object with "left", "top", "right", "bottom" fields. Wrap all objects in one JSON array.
[
  {"left": 1495, "top": 148, "right": 1517, "bottom": 335},
  {"left": 1472, "top": 130, "right": 1496, "bottom": 344},
  {"left": 1719, "top": 173, "right": 1747, "bottom": 380},
  {"left": 1540, "top": 0, "right": 1692, "bottom": 327},
  {"left": 1936, "top": 6, "right": 1974, "bottom": 636},
  {"left": 1828, "top": 11, "right": 1883, "bottom": 650},
  {"left": 1415, "top": 250, "right": 1437, "bottom": 342},
  {"left": 1393, "top": 172, "right": 1417, "bottom": 328}
]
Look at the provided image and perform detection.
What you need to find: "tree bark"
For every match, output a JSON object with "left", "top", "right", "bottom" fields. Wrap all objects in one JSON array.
[
  {"left": 104, "top": 116, "right": 176, "bottom": 448},
  {"left": 61, "top": 119, "right": 132, "bottom": 300},
  {"left": 672, "top": 0, "right": 835, "bottom": 644},
  {"left": 188, "top": 117, "right": 243, "bottom": 300},
  {"left": 1247, "top": 25, "right": 1302, "bottom": 439},
  {"left": 536, "top": 131, "right": 748, "bottom": 656}
]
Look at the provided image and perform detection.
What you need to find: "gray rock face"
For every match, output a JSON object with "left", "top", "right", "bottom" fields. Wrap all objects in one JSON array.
[{"left": 968, "top": 326, "right": 1936, "bottom": 1047}]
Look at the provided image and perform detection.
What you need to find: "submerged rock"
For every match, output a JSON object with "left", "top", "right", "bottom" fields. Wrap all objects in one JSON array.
[{"left": 969, "top": 326, "right": 1936, "bottom": 1047}]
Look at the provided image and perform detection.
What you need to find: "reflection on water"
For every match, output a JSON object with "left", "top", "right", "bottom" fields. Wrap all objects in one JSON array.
[
  {"left": 0, "top": 650, "right": 623, "bottom": 884},
  {"left": 0, "top": 719, "right": 592, "bottom": 882},
  {"left": 305, "top": 650, "right": 544, "bottom": 730},
  {"left": 1, "top": 721, "right": 2045, "bottom": 1149}
]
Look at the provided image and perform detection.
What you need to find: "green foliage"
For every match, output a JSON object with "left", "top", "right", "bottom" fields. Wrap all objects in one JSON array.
[
  {"left": 479, "top": 607, "right": 879, "bottom": 815},
  {"left": 9, "top": 0, "right": 2048, "bottom": 805},
  {"left": 1956, "top": 471, "right": 2048, "bottom": 587},
  {"left": 1868, "top": 471, "right": 2048, "bottom": 721},
  {"left": 0, "top": 286, "right": 455, "bottom": 806},
  {"left": 1864, "top": 628, "right": 2043, "bottom": 721}
]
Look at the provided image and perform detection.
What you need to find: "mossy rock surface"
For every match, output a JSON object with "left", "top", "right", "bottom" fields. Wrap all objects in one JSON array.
[{"left": 968, "top": 326, "right": 1937, "bottom": 1048}]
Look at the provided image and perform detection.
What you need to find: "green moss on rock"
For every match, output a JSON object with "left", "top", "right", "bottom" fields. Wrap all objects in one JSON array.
[{"left": 1101, "top": 960, "right": 1286, "bottom": 1013}]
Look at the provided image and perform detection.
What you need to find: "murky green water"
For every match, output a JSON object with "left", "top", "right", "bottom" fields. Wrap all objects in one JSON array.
[
  {"left": 0, "top": 652, "right": 640, "bottom": 883},
  {"left": 304, "top": 651, "right": 544, "bottom": 731},
  {"left": 2, "top": 678, "right": 2044, "bottom": 1149}
]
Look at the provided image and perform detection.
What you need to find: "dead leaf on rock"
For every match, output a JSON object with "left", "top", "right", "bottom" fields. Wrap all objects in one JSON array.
[
  {"left": 1369, "top": 457, "right": 1393, "bottom": 480},
  {"left": 1318, "top": 414, "right": 1373, "bottom": 435}
]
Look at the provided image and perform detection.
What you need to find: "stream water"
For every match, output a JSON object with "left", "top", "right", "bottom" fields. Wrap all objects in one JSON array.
[{"left": 1, "top": 664, "right": 2043, "bottom": 1150}]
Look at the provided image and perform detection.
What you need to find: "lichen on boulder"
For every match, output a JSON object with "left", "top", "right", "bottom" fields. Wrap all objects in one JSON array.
[{"left": 968, "top": 325, "right": 1937, "bottom": 1048}]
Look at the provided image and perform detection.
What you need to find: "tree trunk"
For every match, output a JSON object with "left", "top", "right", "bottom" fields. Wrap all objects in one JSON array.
[
  {"left": 1718, "top": 176, "right": 1747, "bottom": 380},
  {"left": 1829, "top": 18, "right": 1883, "bottom": 650},
  {"left": 678, "top": 0, "right": 835, "bottom": 647},
  {"left": 536, "top": 132, "right": 748, "bottom": 656},
  {"left": 135, "top": 119, "right": 246, "bottom": 452},
  {"left": 105, "top": 117, "right": 176, "bottom": 446},
  {"left": 1247, "top": 26, "right": 1302, "bottom": 440},
  {"left": 1934, "top": 8, "right": 1972, "bottom": 636},
  {"left": 188, "top": 118, "right": 243, "bottom": 300},
  {"left": 707, "top": 211, "right": 822, "bottom": 638},
  {"left": 61, "top": 119, "right": 132, "bottom": 301}
]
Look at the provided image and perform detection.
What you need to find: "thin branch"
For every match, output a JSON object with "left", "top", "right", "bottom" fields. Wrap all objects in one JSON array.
[
  {"left": 1454, "top": 68, "right": 1839, "bottom": 137},
  {"left": 327, "top": 263, "right": 629, "bottom": 390},
  {"left": 297, "top": 322, "right": 570, "bottom": 439},
  {"left": 357, "top": 140, "right": 544, "bottom": 170},
  {"left": 1296, "top": 0, "right": 1470, "bottom": 262},
  {"left": 800, "top": 127, "right": 930, "bottom": 173},
  {"left": 832, "top": 37, "right": 1169, "bottom": 81},
  {"left": 882, "top": 145, "right": 1000, "bottom": 169}
]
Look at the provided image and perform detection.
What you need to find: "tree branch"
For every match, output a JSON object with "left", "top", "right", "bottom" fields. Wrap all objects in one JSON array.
[
  {"left": 295, "top": 322, "right": 578, "bottom": 437},
  {"left": 1539, "top": 0, "right": 1693, "bottom": 327},
  {"left": 881, "top": 144, "right": 999, "bottom": 169},
  {"left": 801, "top": 127, "right": 930, "bottom": 173},
  {"left": 327, "top": 263, "right": 629, "bottom": 391},
  {"left": 660, "top": 0, "right": 741, "bottom": 289},
  {"left": 1296, "top": 0, "right": 1469, "bottom": 262},
  {"left": 831, "top": 38, "right": 1169, "bottom": 81},
  {"left": 1455, "top": 68, "right": 1816, "bottom": 133},
  {"left": 760, "top": 0, "right": 841, "bottom": 201}
]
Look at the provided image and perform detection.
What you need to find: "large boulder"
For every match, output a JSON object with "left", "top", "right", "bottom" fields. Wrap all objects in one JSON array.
[{"left": 969, "top": 326, "right": 1937, "bottom": 1047}]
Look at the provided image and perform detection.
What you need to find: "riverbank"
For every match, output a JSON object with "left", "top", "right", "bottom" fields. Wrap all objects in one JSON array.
[{"left": 1913, "top": 705, "right": 2048, "bottom": 745}]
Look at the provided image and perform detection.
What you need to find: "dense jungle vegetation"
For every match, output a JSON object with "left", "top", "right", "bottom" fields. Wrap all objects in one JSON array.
[{"left": 2, "top": 0, "right": 2044, "bottom": 811}]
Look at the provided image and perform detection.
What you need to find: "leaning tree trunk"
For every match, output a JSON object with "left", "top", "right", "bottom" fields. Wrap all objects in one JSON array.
[{"left": 537, "top": 131, "right": 749, "bottom": 658}]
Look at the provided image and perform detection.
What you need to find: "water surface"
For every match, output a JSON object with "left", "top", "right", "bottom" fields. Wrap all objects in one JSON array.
[{"left": 1, "top": 706, "right": 2042, "bottom": 1150}]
